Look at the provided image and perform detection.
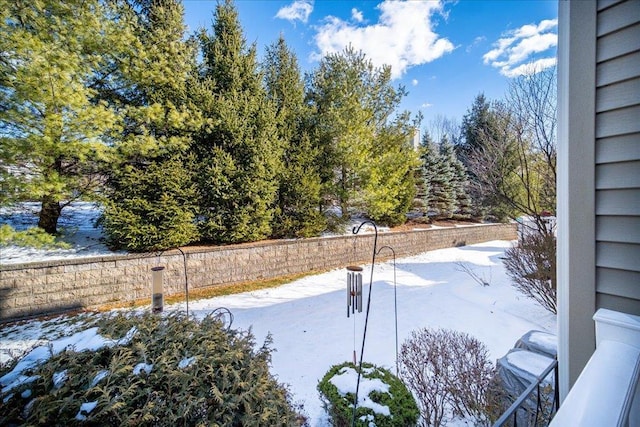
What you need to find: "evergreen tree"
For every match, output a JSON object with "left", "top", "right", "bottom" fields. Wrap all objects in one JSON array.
[
  {"left": 0, "top": 0, "right": 120, "bottom": 234},
  {"left": 418, "top": 131, "right": 438, "bottom": 215},
  {"left": 195, "top": 0, "right": 281, "bottom": 243},
  {"left": 306, "top": 47, "right": 375, "bottom": 216},
  {"left": 466, "top": 99, "right": 547, "bottom": 223},
  {"left": 263, "top": 36, "right": 325, "bottom": 238},
  {"left": 460, "top": 94, "right": 512, "bottom": 219},
  {"left": 431, "top": 137, "right": 456, "bottom": 218},
  {"left": 99, "top": 0, "right": 202, "bottom": 250},
  {"left": 102, "top": 156, "right": 197, "bottom": 251},
  {"left": 439, "top": 136, "right": 472, "bottom": 218},
  {"left": 307, "top": 47, "right": 418, "bottom": 224},
  {"left": 451, "top": 153, "right": 473, "bottom": 218},
  {"left": 361, "top": 113, "right": 419, "bottom": 225},
  {"left": 459, "top": 93, "right": 500, "bottom": 160}
]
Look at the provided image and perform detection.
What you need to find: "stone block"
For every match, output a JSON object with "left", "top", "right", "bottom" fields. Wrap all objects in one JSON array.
[
  {"left": 76, "top": 269, "right": 101, "bottom": 281},
  {"left": 45, "top": 266, "right": 65, "bottom": 274},
  {"left": 46, "top": 273, "right": 71, "bottom": 285}
]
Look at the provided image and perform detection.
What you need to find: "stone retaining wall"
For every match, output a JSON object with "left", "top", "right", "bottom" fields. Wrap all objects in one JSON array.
[{"left": 0, "top": 223, "right": 516, "bottom": 321}]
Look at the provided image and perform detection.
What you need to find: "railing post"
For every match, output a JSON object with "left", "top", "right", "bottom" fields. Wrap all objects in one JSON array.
[
  {"left": 492, "top": 358, "right": 558, "bottom": 427},
  {"left": 554, "top": 361, "right": 560, "bottom": 413}
]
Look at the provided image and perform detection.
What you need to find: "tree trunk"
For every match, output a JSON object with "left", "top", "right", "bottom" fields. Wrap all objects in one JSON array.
[{"left": 38, "top": 195, "right": 62, "bottom": 234}]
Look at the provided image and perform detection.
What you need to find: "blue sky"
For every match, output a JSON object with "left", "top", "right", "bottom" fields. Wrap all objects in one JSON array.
[{"left": 183, "top": 0, "right": 558, "bottom": 124}]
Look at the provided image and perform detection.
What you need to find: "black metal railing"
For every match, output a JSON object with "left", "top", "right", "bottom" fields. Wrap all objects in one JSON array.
[{"left": 493, "top": 358, "right": 559, "bottom": 427}]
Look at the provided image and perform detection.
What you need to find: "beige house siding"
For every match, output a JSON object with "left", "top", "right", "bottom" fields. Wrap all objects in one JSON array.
[
  {"left": 594, "top": 0, "right": 640, "bottom": 315},
  {"left": 558, "top": 0, "right": 640, "bottom": 401}
]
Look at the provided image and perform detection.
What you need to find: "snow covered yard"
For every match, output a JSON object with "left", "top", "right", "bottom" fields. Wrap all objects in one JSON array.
[
  {"left": 0, "top": 202, "right": 384, "bottom": 265},
  {"left": 0, "top": 202, "right": 116, "bottom": 264},
  {"left": 0, "top": 240, "right": 556, "bottom": 426}
]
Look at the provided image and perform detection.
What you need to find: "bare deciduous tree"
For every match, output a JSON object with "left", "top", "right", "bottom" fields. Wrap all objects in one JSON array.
[
  {"left": 427, "top": 114, "right": 461, "bottom": 146},
  {"left": 464, "top": 67, "right": 557, "bottom": 313},
  {"left": 466, "top": 66, "right": 557, "bottom": 234}
]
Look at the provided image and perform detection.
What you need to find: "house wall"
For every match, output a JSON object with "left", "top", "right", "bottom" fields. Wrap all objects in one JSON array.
[
  {"left": 0, "top": 223, "right": 516, "bottom": 322},
  {"left": 558, "top": 0, "right": 640, "bottom": 401},
  {"left": 593, "top": 0, "right": 640, "bottom": 314}
]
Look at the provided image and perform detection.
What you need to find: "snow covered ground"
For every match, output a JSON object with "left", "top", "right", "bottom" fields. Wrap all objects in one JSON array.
[
  {"left": 0, "top": 202, "right": 117, "bottom": 265},
  {"left": 0, "top": 240, "right": 556, "bottom": 426},
  {"left": 0, "top": 202, "right": 385, "bottom": 265}
]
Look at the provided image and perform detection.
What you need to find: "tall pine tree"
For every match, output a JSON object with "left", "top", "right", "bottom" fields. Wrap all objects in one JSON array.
[
  {"left": 430, "top": 138, "right": 455, "bottom": 218},
  {"left": 419, "top": 132, "right": 472, "bottom": 219},
  {"left": 361, "top": 113, "right": 419, "bottom": 225},
  {"left": 99, "top": 0, "right": 201, "bottom": 251},
  {"left": 307, "top": 47, "right": 418, "bottom": 224},
  {"left": 195, "top": 0, "right": 281, "bottom": 243},
  {"left": 418, "top": 131, "right": 439, "bottom": 215},
  {"left": 462, "top": 97, "right": 521, "bottom": 221},
  {"left": 460, "top": 94, "right": 511, "bottom": 218},
  {"left": 459, "top": 93, "right": 500, "bottom": 160},
  {"left": 439, "top": 136, "right": 472, "bottom": 218},
  {"left": 0, "top": 0, "right": 119, "bottom": 234},
  {"left": 263, "top": 36, "right": 325, "bottom": 238}
]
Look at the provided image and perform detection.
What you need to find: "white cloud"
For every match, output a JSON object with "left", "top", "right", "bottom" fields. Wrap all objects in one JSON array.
[
  {"left": 483, "top": 19, "right": 557, "bottom": 77},
  {"left": 501, "top": 57, "right": 557, "bottom": 78},
  {"left": 412, "top": 79, "right": 419, "bottom": 86},
  {"left": 466, "top": 35, "right": 486, "bottom": 53},
  {"left": 421, "top": 102, "right": 433, "bottom": 108},
  {"left": 276, "top": 0, "right": 313, "bottom": 24},
  {"left": 351, "top": 8, "right": 364, "bottom": 23},
  {"left": 312, "top": 0, "right": 454, "bottom": 79}
]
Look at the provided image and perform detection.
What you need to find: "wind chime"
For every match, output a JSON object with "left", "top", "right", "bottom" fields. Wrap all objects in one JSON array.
[{"left": 346, "top": 265, "right": 363, "bottom": 317}]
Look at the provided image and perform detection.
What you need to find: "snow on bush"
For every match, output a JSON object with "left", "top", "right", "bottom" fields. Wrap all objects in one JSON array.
[
  {"left": 318, "top": 361, "right": 419, "bottom": 427},
  {"left": 0, "top": 312, "right": 304, "bottom": 426}
]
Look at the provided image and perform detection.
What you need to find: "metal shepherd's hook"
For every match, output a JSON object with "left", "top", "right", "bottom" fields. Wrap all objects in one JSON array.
[
  {"left": 175, "top": 247, "right": 189, "bottom": 317},
  {"left": 351, "top": 220, "right": 378, "bottom": 427},
  {"left": 376, "top": 245, "right": 398, "bottom": 376},
  {"left": 154, "top": 247, "right": 190, "bottom": 317}
]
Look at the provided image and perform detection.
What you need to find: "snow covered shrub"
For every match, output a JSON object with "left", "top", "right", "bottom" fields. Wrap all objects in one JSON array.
[
  {"left": 0, "top": 312, "right": 304, "bottom": 426},
  {"left": 399, "top": 328, "right": 494, "bottom": 427},
  {"left": 503, "top": 231, "right": 557, "bottom": 314},
  {"left": 318, "top": 361, "right": 419, "bottom": 427}
]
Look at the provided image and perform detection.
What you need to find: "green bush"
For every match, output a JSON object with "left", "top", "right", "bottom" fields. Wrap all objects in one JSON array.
[
  {"left": 101, "top": 155, "right": 199, "bottom": 252},
  {"left": 0, "top": 224, "right": 70, "bottom": 249},
  {"left": 318, "top": 361, "right": 418, "bottom": 427},
  {"left": 0, "top": 312, "right": 304, "bottom": 426}
]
